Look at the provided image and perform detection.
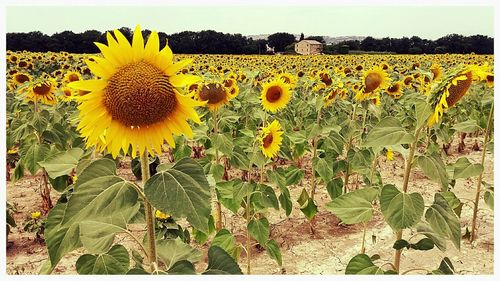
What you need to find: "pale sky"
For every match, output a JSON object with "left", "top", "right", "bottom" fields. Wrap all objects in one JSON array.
[{"left": 5, "top": 5, "right": 494, "bottom": 39}]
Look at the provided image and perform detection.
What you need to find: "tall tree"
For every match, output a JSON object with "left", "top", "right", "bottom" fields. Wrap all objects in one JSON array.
[{"left": 267, "top": 32, "right": 296, "bottom": 53}]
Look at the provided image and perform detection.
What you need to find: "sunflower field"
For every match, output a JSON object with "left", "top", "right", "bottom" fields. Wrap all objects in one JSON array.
[{"left": 5, "top": 26, "right": 494, "bottom": 275}]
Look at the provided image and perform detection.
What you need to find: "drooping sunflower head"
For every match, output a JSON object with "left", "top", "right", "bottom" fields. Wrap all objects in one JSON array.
[
  {"left": 323, "top": 88, "right": 340, "bottom": 107},
  {"left": 277, "top": 72, "right": 297, "bottom": 87},
  {"left": 259, "top": 120, "right": 283, "bottom": 158},
  {"left": 68, "top": 25, "right": 203, "bottom": 158},
  {"left": 224, "top": 78, "right": 240, "bottom": 98},
  {"left": 427, "top": 65, "right": 483, "bottom": 126},
  {"left": 26, "top": 79, "right": 58, "bottom": 105},
  {"left": 318, "top": 71, "right": 333, "bottom": 87},
  {"left": 486, "top": 74, "right": 494, "bottom": 88},
  {"left": 361, "top": 66, "right": 390, "bottom": 94},
  {"left": 260, "top": 78, "right": 291, "bottom": 113},
  {"left": 196, "top": 81, "right": 233, "bottom": 111},
  {"left": 386, "top": 82, "right": 403, "bottom": 99}
]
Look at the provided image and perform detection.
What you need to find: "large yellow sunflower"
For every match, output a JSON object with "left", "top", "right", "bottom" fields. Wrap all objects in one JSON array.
[
  {"left": 259, "top": 120, "right": 283, "bottom": 158},
  {"left": 68, "top": 25, "right": 203, "bottom": 158},
  {"left": 260, "top": 78, "right": 291, "bottom": 113}
]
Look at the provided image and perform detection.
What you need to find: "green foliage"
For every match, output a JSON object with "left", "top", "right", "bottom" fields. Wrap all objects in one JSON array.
[
  {"left": 380, "top": 184, "right": 424, "bottom": 230},
  {"left": 144, "top": 157, "right": 211, "bottom": 234},
  {"left": 325, "top": 188, "right": 378, "bottom": 224}
]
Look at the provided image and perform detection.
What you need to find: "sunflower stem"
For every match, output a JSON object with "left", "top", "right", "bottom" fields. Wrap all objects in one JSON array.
[
  {"left": 140, "top": 151, "right": 157, "bottom": 273},
  {"left": 310, "top": 108, "right": 322, "bottom": 200},
  {"left": 343, "top": 104, "right": 358, "bottom": 193},
  {"left": 393, "top": 125, "right": 424, "bottom": 273},
  {"left": 212, "top": 108, "right": 223, "bottom": 231},
  {"left": 246, "top": 194, "right": 251, "bottom": 275},
  {"left": 470, "top": 103, "right": 493, "bottom": 242},
  {"left": 361, "top": 222, "right": 367, "bottom": 254}
]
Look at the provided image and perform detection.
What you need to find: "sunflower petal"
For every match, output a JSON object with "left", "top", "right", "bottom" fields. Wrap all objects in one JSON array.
[
  {"left": 169, "top": 74, "right": 201, "bottom": 88},
  {"left": 68, "top": 79, "right": 107, "bottom": 91},
  {"left": 164, "top": 59, "right": 192, "bottom": 76}
]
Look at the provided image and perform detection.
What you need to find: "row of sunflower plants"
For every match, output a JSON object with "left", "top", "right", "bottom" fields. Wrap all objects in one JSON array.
[
  {"left": 325, "top": 64, "right": 493, "bottom": 275},
  {"left": 34, "top": 26, "right": 244, "bottom": 275}
]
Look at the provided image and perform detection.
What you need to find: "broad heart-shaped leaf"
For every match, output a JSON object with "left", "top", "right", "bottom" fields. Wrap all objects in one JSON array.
[
  {"left": 297, "top": 188, "right": 318, "bottom": 221},
  {"left": 202, "top": 246, "right": 243, "bottom": 275},
  {"left": 21, "top": 142, "right": 51, "bottom": 175},
  {"left": 79, "top": 221, "right": 127, "bottom": 254},
  {"left": 278, "top": 188, "right": 293, "bottom": 217},
  {"left": 233, "top": 181, "right": 255, "bottom": 206},
  {"left": 313, "top": 157, "right": 333, "bottom": 183},
  {"left": 432, "top": 257, "right": 455, "bottom": 275},
  {"left": 215, "top": 180, "right": 241, "bottom": 214},
  {"left": 441, "top": 191, "right": 463, "bottom": 217},
  {"left": 144, "top": 157, "right": 211, "bottom": 234},
  {"left": 326, "top": 178, "right": 343, "bottom": 200},
  {"left": 416, "top": 222, "right": 447, "bottom": 251},
  {"left": 229, "top": 147, "right": 250, "bottom": 170},
  {"left": 211, "top": 229, "right": 241, "bottom": 261},
  {"left": 363, "top": 117, "right": 414, "bottom": 147},
  {"left": 166, "top": 260, "right": 196, "bottom": 275},
  {"left": 380, "top": 184, "right": 424, "bottom": 230},
  {"left": 38, "top": 148, "right": 84, "bottom": 179},
  {"left": 75, "top": 158, "right": 117, "bottom": 186},
  {"left": 251, "top": 184, "right": 279, "bottom": 211},
  {"left": 212, "top": 133, "right": 234, "bottom": 157},
  {"left": 425, "top": 193, "right": 461, "bottom": 250},
  {"left": 452, "top": 119, "right": 481, "bottom": 133},
  {"left": 285, "top": 165, "right": 305, "bottom": 186},
  {"left": 451, "top": 157, "right": 484, "bottom": 179},
  {"left": 76, "top": 244, "right": 129, "bottom": 274},
  {"left": 45, "top": 159, "right": 139, "bottom": 268},
  {"left": 416, "top": 154, "right": 449, "bottom": 191},
  {"left": 156, "top": 238, "right": 202, "bottom": 269},
  {"left": 414, "top": 98, "right": 433, "bottom": 129},
  {"left": 248, "top": 218, "right": 270, "bottom": 246},
  {"left": 484, "top": 188, "right": 494, "bottom": 210},
  {"left": 345, "top": 254, "right": 384, "bottom": 274},
  {"left": 325, "top": 188, "right": 378, "bottom": 224},
  {"left": 266, "top": 239, "right": 282, "bottom": 267}
]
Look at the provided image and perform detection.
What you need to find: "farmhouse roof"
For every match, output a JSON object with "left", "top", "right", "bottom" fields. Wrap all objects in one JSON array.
[{"left": 298, "top": 40, "right": 322, "bottom": 45}]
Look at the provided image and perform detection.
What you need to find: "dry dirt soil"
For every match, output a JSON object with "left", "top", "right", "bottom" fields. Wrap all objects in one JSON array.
[{"left": 6, "top": 136, "right": 494, "bottom": 275}]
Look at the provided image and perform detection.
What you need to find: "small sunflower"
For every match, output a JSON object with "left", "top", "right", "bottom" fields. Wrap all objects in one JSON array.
[
  {"left": 361, "top": 66, "right": 390, "bottom": 94},
  {"left": 277, "top": 72, "right": 297, "bottom": 87},
  {"left": 196, "top": 81, "right": 235, "bottom": 111},
  {"left": 259, "top": 120, "right": 283, "bottom": 158},
  {"left": 386, "top": 82, "right": 403, "bottom": 99},
  {"left": 59, "top": 87, "right": 75, "bottom": 102},
  {"left": 68, "top": 25, "right": 203, "bottom": 158},
  {"left": 11, "top": 72, "right": 32, "bottom": 86},
  {"left": 63, "top": 71, "right": 82, "bottom": 84},
  {"left": 260, "top": 78, "right": 291, "bottom": 113},
  {"left": 26, "top": 79, "right": 58, "bottom": 105}
]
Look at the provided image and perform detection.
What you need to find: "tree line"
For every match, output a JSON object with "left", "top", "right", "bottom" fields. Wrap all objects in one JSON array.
[
  {"left": 6, "top": 27, "right": 493, "bottom": 54},
  {"left": 325, "top": 34, "right": 493, "bottom": 54}
]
